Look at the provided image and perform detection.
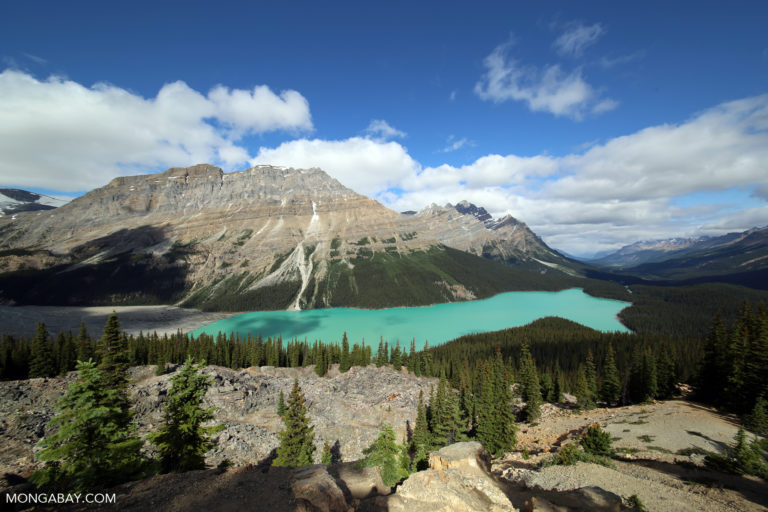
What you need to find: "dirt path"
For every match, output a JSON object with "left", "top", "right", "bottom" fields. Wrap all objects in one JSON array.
[{"left": 496, "top": 400, "right": 768, "bottom": 512}]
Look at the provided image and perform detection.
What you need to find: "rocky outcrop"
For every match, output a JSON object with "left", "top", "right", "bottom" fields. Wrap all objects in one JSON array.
[
  {"left": 291, "top": 465, "right": 351, "bottom": 512},
  {"left": 0, "top": 364, "right": 436, "bottom": 477},
  {"left": 376, "top": 442, "right": 518, "bottom": 512}
]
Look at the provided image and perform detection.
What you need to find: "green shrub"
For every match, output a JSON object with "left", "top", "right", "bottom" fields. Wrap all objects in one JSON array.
[{"left": 581, "top": 423, "right": 613, "bottom": 456}]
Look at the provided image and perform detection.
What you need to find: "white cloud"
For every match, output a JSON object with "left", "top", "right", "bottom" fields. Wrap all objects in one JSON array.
[
  {"left": 392, "top": 94, "right": 768, "bottom": 254},
  {"left": 364, "top": 119, "right": 406, "bottom": 141},
  {"left": 441, "top": 135, "right": 471, "bottom": 153},
  {"left": 449, "top": 90, "right": 457, "bottom": 101},
  {"left": 251, "top": 137, "right": 419, "bottom": 198},
  {"left": 474, "top": 38, "right": 617, "bottom": 119},
  {"left": 0, "top": 70, "right": 312, "bottom": 191},
  {"left": 553, "top": 23, "right": 604, "bottom": 57},
  {"left": 245, "top": 94, "right": 766, "bottom": 254}
]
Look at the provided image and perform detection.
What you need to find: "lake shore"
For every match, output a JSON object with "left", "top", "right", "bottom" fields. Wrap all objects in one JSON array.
[{"left": 0, "top": 305, "right": 238, "bottom": 338}]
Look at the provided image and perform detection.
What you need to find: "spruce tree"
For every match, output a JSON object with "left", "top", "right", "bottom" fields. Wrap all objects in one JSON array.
[
  {"left": 429, "top": 373, "right": 450, "bottom": 446},
  {"left": 31, "top": 360, "right": 145, "bottom": 491},
  {"left": 314, "top": 345, "right": 328, "bottom": 377},
  {"left": 339, "top": 332, "right": 351, "bottom": 372},
  {"left": 552, "top": 363, "right": 564, "bottom": 403},
  {"left": 745, "top": 395, "right": 768, "bottom": 436},
  {"left": 273, "top": 379, "right": 316, "bottom": 467},
  {"left": 321, "top": 441, "right": 332, "bottom": 466},
  {"left": 411, "top": 390, "right": 431, "bottom": 469},
  {"left": 58, "top": 332, "right": 77, "bottom": 376},
  {"left": 277, "top": 390, "right": 287, "bottom": 417},
  {"left": 585, "top": 350, "right": 598, "bottom": 402},
  {"left": 573, "top": 364, "right": 594, "bottom": 409},
  {"left": 29, "top": 323, "right": 57, "bottom": 378},
  {"left": 518, "top": 340, "right": 541, "bottom": 422},
  {"left": 391, "top": 341, "right": 402, "bottom": 371},
  {"left": 600, "top": 344, "right": 622, "bottom": 406},
  {"left": 539, "top": 373, "right": 554, "bottom": 403},
  {"left": 96, "top": 313, "right": 130, "bottom": 393},
  {"left": 150, "top": 358, "right": 223, "bottom": 473},
  {"left": 75, "top": 322, "right": 93, "bottom": 362},
  {"left": 358, "top": 424, "right": 409, "bottom": 487},
  {"left": 697, "top": 313, "right": 728, "bottom": 403}
]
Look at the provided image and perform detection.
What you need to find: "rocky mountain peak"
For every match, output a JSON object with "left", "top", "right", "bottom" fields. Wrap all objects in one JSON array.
[{"left": 454, "top": 200, "right": 492, "bottom": 223}]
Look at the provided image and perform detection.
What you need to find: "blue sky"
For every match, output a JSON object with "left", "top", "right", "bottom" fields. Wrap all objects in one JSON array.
[{"left": 1, "top": 1, "right": 767, "bottom": 255}]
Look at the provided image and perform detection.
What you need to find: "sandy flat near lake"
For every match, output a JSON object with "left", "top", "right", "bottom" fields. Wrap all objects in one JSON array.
[{"left": 0, "top": 305, "right": 238, "bottom": 338}]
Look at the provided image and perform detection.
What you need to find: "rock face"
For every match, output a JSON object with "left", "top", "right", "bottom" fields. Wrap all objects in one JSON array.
[
  {"left": 377, "top": 442, "right": 518, "bottom": 512},
  {"left": 0, "top": 164, "right": 577, "bottom": 309},
  {"left": 0, "top": 364, "right": 436, "bottom": 477}
]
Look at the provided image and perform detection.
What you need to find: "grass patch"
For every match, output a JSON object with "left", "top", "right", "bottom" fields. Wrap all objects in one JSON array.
[
  {"left": 614, "top": 447, "right": 640, "bottom": 455},
  {"left": 647, "top": 446, "right": 672, "bottom": 454},
  {"left": 676, "top": 447, "right": 709, "bottom": 457},
  {"left": 638, "top": 435, "right": 655, "bottom": 443},
  {"left": 629, "top": 420, "right": 649, "bottom": 425},
  {"left": 541, "top": 443, "right": 615, "bottom": 469}
]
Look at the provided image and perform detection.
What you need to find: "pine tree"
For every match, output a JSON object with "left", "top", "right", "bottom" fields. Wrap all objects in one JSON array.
[
  {"left": 150, "top": 358, "right": 223, "bottom": 473},
  {"left": 58, "top": 332, "right": 77, "bottom": 376},
  {"left": 357, "top": 424, "right": 409, "bottom": 486},
  {"left": 411, "top": 390, "right": 431, "bottom": 469},
  {"left": 656, "top": 350, "right": 677, "bottom": 399},
  {"left": 430, "top": 373, "right": 450, "bottom": 445},
  {"left": 600, "top": 344, "right": 622, "bottom": 406},
  {"left": 375, "top": 338, "right": 387, "bottom": 367},
  {"left": 518, "top": 340, "right": 541, "bottom": 422},
  {"left": 314, "top": 345, "right": 328, "bottom": 377},
  {"left": 277, "top": 390, "right": 287, "bottom": 417},
  {"left": 444, "top": 386, "right": 469, "bottom": 444},
  {"left": 75, "top": 322, "right": 93, "bottom": 362},
  {"left": 573, "top": 364, "right": 593, "bottom": 409},
  {"left": 273, "top": 379, "right": 316, "bottom": 467},
  {"left": 391, "top": 341, "right": 402, "bottom": 371},
  {"left": 29, "top": 323, "right": 57, "bottom": 378},
  {"left": 476, "top": 352, "right": 516, "bottom": 456},
  {"left": 552, "top": 363, "right": 564, "bottom": 403},
  {"left": 539, "top": 373, "right": 554, "bottom": 403},
  {"left": 585, "top": 350, "right": 598, "bottom": 401},
  {"left": 697, "top": 313, "right": 728, "bottom": 403},
  {"left": 96, "top": 313, "right": 130, "bottom": 393},
  {"left": 745, "top": 395, "right": 768, "bottom": 436},
  {"left": 321, "top": 441, "right": 332, "bottom": 466},
  {"left": 339, "top": 332, "right": 351, "bottom": 372},
  {"left": 31, "top": 360, "right": 145, "bottom": 491},
  {"left": 155, "top": 354, "right": 166, "bottom": 376}
]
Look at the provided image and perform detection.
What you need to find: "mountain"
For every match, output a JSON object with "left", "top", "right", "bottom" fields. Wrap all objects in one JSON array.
[
  {"left": 589, "top": 229, "right": 763, "bottom": 269},
  {"left": 620, "top": 227, "right": 768, "bottom": 284},
  {"left": 0, "top": 164, "right": 579, "bottom": 310},
  {"left": 0, "top": 188, "right": 68, "bottom": 216}
]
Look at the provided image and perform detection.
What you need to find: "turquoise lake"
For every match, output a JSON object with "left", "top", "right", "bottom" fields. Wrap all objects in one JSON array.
[{"left": 192, "top": 288, "right": 631, "bottom": 350}]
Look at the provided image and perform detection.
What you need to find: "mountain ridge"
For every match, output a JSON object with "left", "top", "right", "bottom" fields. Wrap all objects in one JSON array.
[{"left": 0, "top": 164, "right": 579, "bottom": 310}]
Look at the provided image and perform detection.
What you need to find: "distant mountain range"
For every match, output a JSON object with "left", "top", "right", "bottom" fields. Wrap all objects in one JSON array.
[
  {"left": 0, "top": 164, "right": 582, "bottom": 310},
  {"left": 0, "top": 188, "right": 68, "bottom": 215},
  {"left": 585, "top": 227, "right": 768, "bottom": 289}
]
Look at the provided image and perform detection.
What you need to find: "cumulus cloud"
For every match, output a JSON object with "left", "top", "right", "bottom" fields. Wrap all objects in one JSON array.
[
  {"left": 394, "top": 94, "right": 768, "bottom": 255},
  {"left": 364, "top": 119, "right": 406, "bottom": 141},
  {"left": 553, "top": 22, "right": 604, "bottom": 57},
  {"left": 0, "top": 70, "right": 312, "bottom": 191},
  {"left": 251, "top": 137, "right": 419, "bottom": 198},
  {"left": 474, "top": 38, "right": 617, "bottom": 119},
  {"left": 245, "top": 94, "right": 766, "bottom": 254}
]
